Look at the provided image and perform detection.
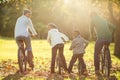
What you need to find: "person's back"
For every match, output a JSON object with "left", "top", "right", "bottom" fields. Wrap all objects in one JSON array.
[
  {"left": 48, "top": 28, "right": 64, "bottom": 48},
  {"left": 15, "top": 15, "right": 30, "bottom": 38},
  {"left": 71, "top": 36, "right": 88, "bottom": 54},
  {"left": 91, "top": 15, "right": 112, "bottom": 40}
]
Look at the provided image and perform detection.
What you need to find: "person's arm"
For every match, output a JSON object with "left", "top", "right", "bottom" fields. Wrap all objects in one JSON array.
[
  {"left": 60, "top": 32, "right": 69, "bottom": 43},
  {"left": 28, "top": 18, "right": 37, "bottom": 36},
  {"left": 89, "top": 20, "right": 95, "bottom": 40},
  {"left": 108, "top": 21, "right": 116, "bottom": 33},
  {"left": 82, "top": 37, "right": 89, "bottom": 49},
  {"left": 47, "top": 31, "right": 51, "bottom": 44},
  {"left": 84, "top": 42, "right": 89, "bottom": 49},
  {"left": 69, "top": 40, "right": 77, "bottom": 50}
]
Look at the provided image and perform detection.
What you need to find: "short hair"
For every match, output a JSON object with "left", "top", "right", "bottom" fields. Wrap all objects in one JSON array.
[
  {"left": 23, "top": 9, "right": 31, "bottom": 15},
  {"left": 47, "top": 23, "right": 57, "bottom": 29},
  {"left": 74, "top": 30, "right": 80, "bottom": 35}
]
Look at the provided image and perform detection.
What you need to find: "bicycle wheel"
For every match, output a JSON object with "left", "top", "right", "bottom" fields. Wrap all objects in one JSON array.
[
  {"left": 56, "top": 55, "right": 62, "bottom": 74},
  {"left": 18, "top": 49, "right": 27, "bottom": 73},
  {"left": 104, "top": 50, "right": 110, "bottom": 78},
  {"left": 100, "top": 50, "right": 104, "bottom": 74}
]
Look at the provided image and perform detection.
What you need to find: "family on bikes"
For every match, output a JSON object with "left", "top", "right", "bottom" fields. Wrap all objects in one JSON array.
[{"left": 14, "top": 9, "right": 116, "bottom": 77}]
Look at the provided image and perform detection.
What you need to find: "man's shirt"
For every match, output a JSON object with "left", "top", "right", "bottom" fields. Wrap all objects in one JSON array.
[
  {"left": 90, "top": 15, "right": 115, "bottom": 40},
  {"left": 15, "top": 15, "right": 37, "bottom": 38}
]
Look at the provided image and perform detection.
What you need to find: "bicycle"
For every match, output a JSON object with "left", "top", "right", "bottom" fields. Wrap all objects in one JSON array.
[
  {"left": 18, "top": 40, "right": 27, "bottom": 73},
  {"left": 56, "top": 53, "right": 63, "bottom": 74},
  {"left": 99, "top": 41, "right": 111, "bottom": 78}
]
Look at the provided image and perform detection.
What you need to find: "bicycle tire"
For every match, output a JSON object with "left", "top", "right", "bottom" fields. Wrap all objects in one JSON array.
[
  {"left": 100, "top": 48, "right": 105, "bottom": 74},
  {"left": 104, "top": 50, "right": 110, "bottom": 78},
  {"left": 56, "top": 55, "right": 62, "bottom": 74},
  {"left": 18, "top": 49, "right": 27, "bottom": 73}
]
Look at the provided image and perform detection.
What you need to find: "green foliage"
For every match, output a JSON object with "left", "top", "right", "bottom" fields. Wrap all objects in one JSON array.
[{"left": 0, "top": 0, "right": 32, "bottom": 37}]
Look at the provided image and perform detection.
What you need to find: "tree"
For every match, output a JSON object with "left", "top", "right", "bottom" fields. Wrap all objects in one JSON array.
[
  {"left": 0, "top": 0, "right": 32, "bottom": 37},
  {"left": 108, "top": 1, "right": 120, "bottom": 58},
  {"left": 91, "top": 0, "right": 120, "bottom": 58}
]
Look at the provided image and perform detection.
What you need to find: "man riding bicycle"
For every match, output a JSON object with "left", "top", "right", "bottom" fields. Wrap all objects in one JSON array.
[
  {"left": 89, "top": 12, "right": 116, "bottom": 75},
  {"left": 14, "top": 9, "right": 37, "bottom": 70}
]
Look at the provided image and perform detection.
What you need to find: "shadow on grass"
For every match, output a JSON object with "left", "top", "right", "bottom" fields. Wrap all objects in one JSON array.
[{"left": 2, "top": 72, "right": 24, "bottom": 80}]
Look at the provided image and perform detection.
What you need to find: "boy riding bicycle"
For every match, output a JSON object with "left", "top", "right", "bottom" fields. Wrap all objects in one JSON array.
[{"left": 68, "top": 30, "right": 89, "bottom": 75}]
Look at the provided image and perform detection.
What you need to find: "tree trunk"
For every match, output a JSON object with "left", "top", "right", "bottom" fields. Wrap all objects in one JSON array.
[
  {"left": 108, "top": 1, "right": 120, "bottom": 58},
  {"left": 114, "top": 26, "right": 120, "bottom": 58}
]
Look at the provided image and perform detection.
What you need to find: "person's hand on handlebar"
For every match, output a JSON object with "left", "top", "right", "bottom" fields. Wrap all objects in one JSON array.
[{"left": 31, "top": 34, "right": 38, "bottom": 38}]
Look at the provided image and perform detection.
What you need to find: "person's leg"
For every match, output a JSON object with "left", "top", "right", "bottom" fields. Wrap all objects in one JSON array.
[
  {"left": 58, "top": 44, "right": 67, "bottom": 71},
  {"left": 68, "top": 54, "right": 77, "bottom": 73},
  {"left": 107, "top": 45, "right": 111, "bottom": 67},
  {"left": 78, "top": 54, "right": 87, "bottom": 74},
  {"left": 94, "top": 40, "right": 103, "bottom": 72},
  {"left": 24, "top": 36, "right": 34, "bottom": 69},
  {"left": 51, "top": 45, "right": 57, "bottom": 73}
]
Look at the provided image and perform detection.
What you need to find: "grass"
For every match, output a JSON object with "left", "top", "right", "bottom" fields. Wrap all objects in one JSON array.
[{"left": 0, "top": 37, "right": 120, "bottom": 80}]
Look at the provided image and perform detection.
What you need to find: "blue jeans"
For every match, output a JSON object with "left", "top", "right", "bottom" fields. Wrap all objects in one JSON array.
[{"left": 94, "top": 39, "right": 111, "bottom": 71}]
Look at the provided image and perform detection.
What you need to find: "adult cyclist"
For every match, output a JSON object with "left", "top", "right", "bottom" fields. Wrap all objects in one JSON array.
[
  {"left": 89, "top": 12, "right": 116, "bottom": 75},
  {"left": 14, "top": 9, "right": 37, "bottom": 71}
]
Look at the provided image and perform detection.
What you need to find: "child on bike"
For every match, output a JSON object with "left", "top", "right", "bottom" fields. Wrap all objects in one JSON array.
[
  {"left": 68, "top": 30, "right": 89, "bottom": 75},
  {"left": 47, "top": 23, "right": 68, "bottom": 74}
]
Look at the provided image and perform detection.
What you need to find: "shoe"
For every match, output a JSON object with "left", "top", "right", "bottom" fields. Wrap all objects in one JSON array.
[
  {"left": 51, "top": 71, "right": 55, "bottom": 74},
  {"left": 95, "top": 70, "right": 101, "bottom": 76},
  {"left": 30, "top": 66, "right": 34, "bottom": 70},
  {"left": 64, "top": 68, "right": 69, "bottom": 73},
  {"left": 82, "top": 70, "right": 89, "bottom": 76}
]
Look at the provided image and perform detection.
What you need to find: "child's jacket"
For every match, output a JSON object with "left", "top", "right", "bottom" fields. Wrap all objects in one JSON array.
[{"left": 70, "top": 35, "right": 89, "bottom": 54}]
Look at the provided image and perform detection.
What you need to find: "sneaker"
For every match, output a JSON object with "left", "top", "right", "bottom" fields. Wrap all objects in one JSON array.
[
  {"left": 82, "top": 70, "right": 89, "bottom": 76},
  {"left": 95, "top": 70, "right": 101, "bottom": 76},
  {"left": 51, "top": 71, "right": 55, "bottom": 74}
]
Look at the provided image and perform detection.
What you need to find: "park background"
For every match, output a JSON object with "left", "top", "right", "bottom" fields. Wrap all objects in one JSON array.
[{"left": 0, "top": 0, "right": 120, "bottom": 80}]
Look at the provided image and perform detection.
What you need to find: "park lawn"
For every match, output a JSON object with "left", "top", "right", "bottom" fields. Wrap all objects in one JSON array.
[{"left": 0, "top": 38, "right": 120, "bottom": 80}]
